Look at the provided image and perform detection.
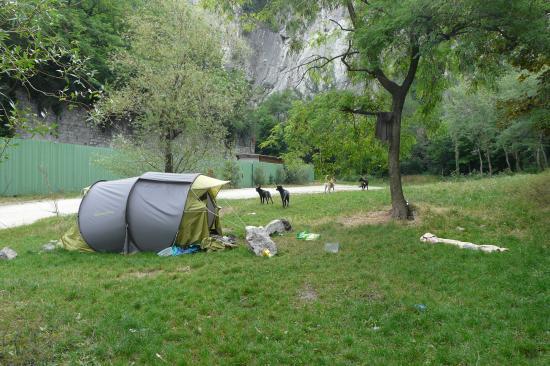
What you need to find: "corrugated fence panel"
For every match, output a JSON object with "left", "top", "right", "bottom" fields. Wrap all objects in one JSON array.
[
  {"left": 0, "top": 139, "right": 119, "bottom": 196},
  {"left": 0, "top": 139, "right": 315, "bottom": 195}
]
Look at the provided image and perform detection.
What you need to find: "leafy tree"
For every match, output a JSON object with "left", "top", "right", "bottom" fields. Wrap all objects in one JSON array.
[
  {"left": 253, "top": 90, "right": 299, "bottom": 156},
  {"left": 206, "top": 0, "right": 549, "bottom": 218},
  {"left": 443, "top": 85, "right": 499, "bottom": 176},
  {"left": 0, "top": 0, "right": 92, "bottom": 162},
  {"left": 222, "top": 160, "right": 241, "bottom": 188},
  {"left": 496, "top": 71, "right": 549, "bottom": 171},
  {"left": 93, "top": 0, "right": 248, "bottom": 173},
  {"left": 271, "top": 91, "right": 389, "bottom": 178}
]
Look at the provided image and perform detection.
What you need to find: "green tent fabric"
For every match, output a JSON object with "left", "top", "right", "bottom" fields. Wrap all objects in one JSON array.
[
  {"left": 175, "top": 182, "right": 223, "bottom": 246},
  {"left": 60, "top": 221, "right": 94, "bottom": 252}
]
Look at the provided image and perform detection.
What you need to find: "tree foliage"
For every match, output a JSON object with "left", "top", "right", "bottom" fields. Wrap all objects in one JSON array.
[
  {"left": 207, "top": 0, "right": 549, "bottom": 218},
  {"left": 93, "top": 0, "right": 249, "bottom": 173}
]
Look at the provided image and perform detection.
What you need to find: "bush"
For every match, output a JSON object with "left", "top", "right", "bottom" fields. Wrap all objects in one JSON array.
[
  {"left": 275, "top": 167, "right": 287, "bottom": 184},
  {"left": 284, "top": 162, "right": 311, "bottom": 185},
  {"left": 222, "top": 160, "right": 241, "bottom": 188},
  {"left": 253, "top": 165, "right": 266, "bottom": 186}
]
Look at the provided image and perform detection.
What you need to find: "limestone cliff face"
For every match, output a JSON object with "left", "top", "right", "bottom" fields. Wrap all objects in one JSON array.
[
  {"left": 19, "top": 6, "right": 352, "bottom": 146},
  {"left": 243, "top": 7, "right": 352, "bottom": 97}
]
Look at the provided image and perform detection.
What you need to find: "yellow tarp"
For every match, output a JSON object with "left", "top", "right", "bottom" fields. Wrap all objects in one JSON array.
[{"left": 60, "top": 221, "right": 94, "bottom": 252}]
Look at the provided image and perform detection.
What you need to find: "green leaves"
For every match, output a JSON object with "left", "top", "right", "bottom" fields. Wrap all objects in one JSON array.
[{"left": 93, "top": 0, "right": 250, "bottom": 173}]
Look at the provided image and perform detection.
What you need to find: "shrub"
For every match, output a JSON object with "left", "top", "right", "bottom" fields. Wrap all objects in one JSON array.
[
  {"left": 284, "top": 162, "right": 311, "bottom": 185},
  {"left": 275, "top": 167, "right": 287, "bottom": 184},
  {"left": 253, "top": 165, "right": 266, "bottom": 186},
  {"left": 222, "top": 160, "right": 241, "bottom": 188}
]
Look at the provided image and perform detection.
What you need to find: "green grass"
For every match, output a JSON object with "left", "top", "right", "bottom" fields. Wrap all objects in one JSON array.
[{"left": 1, "top": 173, "right": 548, "bottom": 365}]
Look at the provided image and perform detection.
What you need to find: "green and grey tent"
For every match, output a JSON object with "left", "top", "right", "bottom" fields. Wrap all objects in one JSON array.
[{"left": 61, "top": 172, "right": 229, "bottom": 253}]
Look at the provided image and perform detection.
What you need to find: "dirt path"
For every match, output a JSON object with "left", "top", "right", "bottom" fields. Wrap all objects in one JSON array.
[{"left": 0, "top": 184, "right": 382, "bottom": 229}]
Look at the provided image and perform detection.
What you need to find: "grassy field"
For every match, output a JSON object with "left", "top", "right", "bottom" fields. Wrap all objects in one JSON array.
[{"left": 0, "top": 173, "right": 548, "bottom": 365}]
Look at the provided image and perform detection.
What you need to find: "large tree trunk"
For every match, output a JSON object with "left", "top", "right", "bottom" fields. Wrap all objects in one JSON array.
[
  {"left": 388, "top": 95, "right": 409, "bottom": 219},
  {"left": 504, "top": 148, "right": 511, "bottom": 171},
  {"left": 514, "top": 150, "right": 521, "bottom": 172},
  {"left": 485, "top": 148, "right": 493, "bottom": 176}
]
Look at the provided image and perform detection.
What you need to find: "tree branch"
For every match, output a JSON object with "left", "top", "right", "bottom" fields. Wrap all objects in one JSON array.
[
  {"left": 342, "top": 107, "right": 382, "bottom": 116},
  {"left": 329, "top": 18, "right": 354, "bottom": 32},
  {"left": 374, "top": 69, "right": 400, "bottom": 94},
  {"left": 346, "top": 0, "right": 358, "bottom": 28},
  {"left": 401, "top": 41, "right": 420, "bottom": 92}
]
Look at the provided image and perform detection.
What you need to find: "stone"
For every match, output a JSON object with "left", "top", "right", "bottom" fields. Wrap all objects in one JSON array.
[
  {"left": 264, "top": 219, "right": 292, "bottom": 236},
  {"left": 0, "top": 247, "right": 18, "bottom": 260},
  {"left": 42, "top": 243, "right": 57, "bottom": 251},
  {"left": 245, "top": 226, "right": 277, "bottom": 257}
]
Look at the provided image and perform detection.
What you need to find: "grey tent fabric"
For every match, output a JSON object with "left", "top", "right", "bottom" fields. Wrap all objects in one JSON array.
[
  {"left": 78, "top": 177, "right": 138, "bottom": 252},
  {"left": 78, "top": 172, "right": 201, "bottom": 253},
  {"left": 127, "top": 180, "right": 193, "bottom": 251}
]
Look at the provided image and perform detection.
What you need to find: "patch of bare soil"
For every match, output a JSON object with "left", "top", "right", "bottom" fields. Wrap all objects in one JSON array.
[
  {"left": 298, "top": 284, "right": 318, "bottom": 302},
  {"left": 337, "top": 210, "right": 392, "bottom": 227},
  {"left": 361, "top": 289, "right": 385, "bottom": 302}
]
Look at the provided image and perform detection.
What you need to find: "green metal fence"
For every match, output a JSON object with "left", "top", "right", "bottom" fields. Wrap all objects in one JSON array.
[
  {"left": 0, "top": 139, "right": 119, "bottom": 196},
  {"left": 0, "top": 139, "right": 314, "bottom": 196}
]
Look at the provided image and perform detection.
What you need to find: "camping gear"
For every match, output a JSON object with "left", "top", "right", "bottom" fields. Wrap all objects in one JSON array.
[{"left": 61, "top": 172, "right": 229, "bottom": 253}]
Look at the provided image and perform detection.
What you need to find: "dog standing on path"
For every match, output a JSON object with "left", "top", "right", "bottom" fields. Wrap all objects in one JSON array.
[
  {"left": 359, "top": 176, "right": 369, "bottom": 190},
  {"left": 276, "top": 185, "right": 290, "bottom": 208},
  {"left": 324, "top": 175, "right": 335, "bottom": 193},
  {"left": 256, "top": 185, "right": 273, "bottom": 204}
]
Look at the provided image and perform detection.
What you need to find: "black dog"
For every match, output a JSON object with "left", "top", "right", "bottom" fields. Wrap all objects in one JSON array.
[
  {"left": 276, "top": 185, "right": 290, "bottom": 208},
  {"left": 359, "top": 176, "right": 369, "bottom": 191},
  {"left": 256, "top": 185, "right": 273, "bottom": 204}
]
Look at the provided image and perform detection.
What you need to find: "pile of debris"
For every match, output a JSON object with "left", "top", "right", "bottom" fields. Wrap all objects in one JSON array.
[{"left": 245, "top": 219, "right": 292, "bottom": 257}]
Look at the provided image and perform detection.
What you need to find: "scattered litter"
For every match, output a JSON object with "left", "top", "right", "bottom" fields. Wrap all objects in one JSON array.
[
  {"left": 264, "top": 219, "right": 292, "bottom": 236},
  {"left": 211, "top": 234, "right": 237, "bottom": 247},
  {"left": 372, "top": 326, "right": 381, "bottom": 331},
  {"left": 42, "top": 240, "right": 60, "bottom": 251},
  {"left": 414, "top": 304, "right": 427, "bottom": 312},
  {"left": 420, "top": 233, "right": 508, "bottom": 253},
  {"left": 201, "top": 236, "right": 237, "bottom": 252},
  {"left": 456, "top": 226, "right": 465, "bottom": 231},
  {"left": 296, "top": 231, "right": 320, "bottom": 241},
  {"left": 155, "top": 353, "right": 167, "bottom": 363},
  {"left": 157, "top": 244, "right": 201, "bottom": 257},
  {"left": 245, "top": 219, "right": 291, "bottom": 257},
  {"left": 129, "top": 328, "right": 137, "bottom": 333},
  {"left": 246, "top": 226, "right": 278, "bottom": 256},
  {"left": 248, "top": 212, "right": 257, "bottom": 215},
  {"left": 324, "top": 243, "right": 339, "bottom": 253},
  {"left": 75, "top": 313, "right": 81, "bottom": 321},
  {"left": 0, "top": 247, "right": 17, "bottom": 260}
]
